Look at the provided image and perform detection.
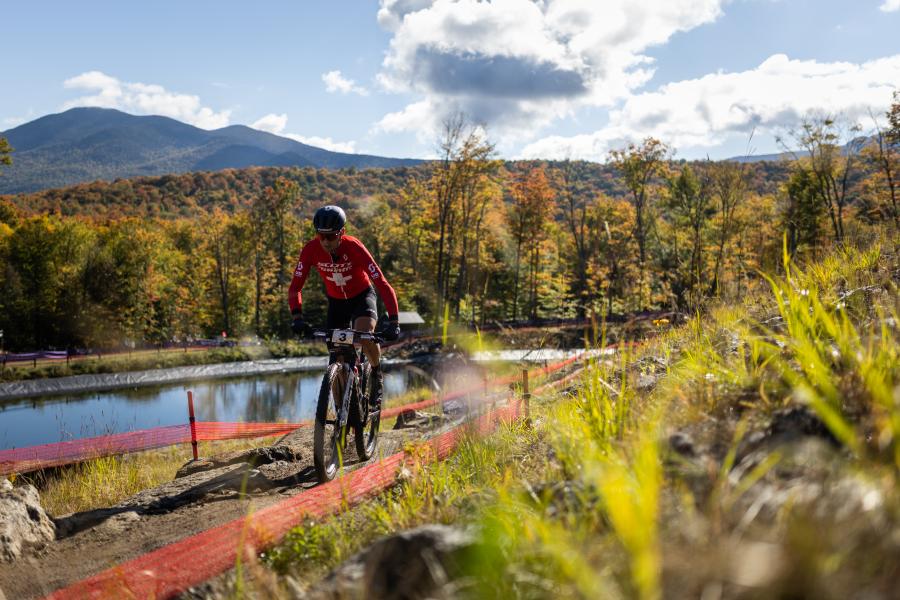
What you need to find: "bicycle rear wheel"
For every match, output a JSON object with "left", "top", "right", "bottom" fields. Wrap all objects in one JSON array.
[
  {"left": 354, "top": 362, "right": 380, "bottom": 460},
  {"left": 314, "top": 362, "right": 347, "bottom": 483}
]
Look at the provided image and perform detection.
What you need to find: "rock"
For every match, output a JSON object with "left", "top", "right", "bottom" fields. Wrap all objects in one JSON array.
[
  {"left": 735, "top": 405, "right": 839, "bottom": 465},
  {"left": 768, "top": 406, "right": 837, "bottom": 444},
  {"left": 636, "top": 373, "right": 658, "bottom": 391},
  {"left": 176, "top": 444, "right": 302, "bottom": 478},
  {"left": 0, "top": 483, "right": 55, "bottom": 563},
  {"left": 668, "top": 432, "right": 696, "bottom": 457},
  {"left": 95, "top": 510, "right": 141, "bottom": 535},
  {"left": 393, "top": 410, "right": 447, "bottom": 430},
  {"left": 305, "top": 524, "right": 475, "bottom": 600},
  {"left": 526, "top": 480, "right": 598, "bottom": 518}
]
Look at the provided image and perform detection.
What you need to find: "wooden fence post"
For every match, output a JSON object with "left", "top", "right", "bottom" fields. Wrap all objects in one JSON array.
[
  {"left": 187, "top": 391, "right": 199, "bottom": 460},
  {"left": 522, "top": 369, "right": 530, "bottom": 420}
]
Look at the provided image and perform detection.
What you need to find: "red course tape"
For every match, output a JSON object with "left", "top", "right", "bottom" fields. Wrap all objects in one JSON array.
[
  {"left": 40, "top": 353, "right": 589, "bottom": 599},
  {"left": 43, "top": 401, "right": 523, "bottom": 600}
]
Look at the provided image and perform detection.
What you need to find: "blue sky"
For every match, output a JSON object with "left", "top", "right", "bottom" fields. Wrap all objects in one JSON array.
[{"left": 2, "top": 0, "right": 899, "bottom": 160}]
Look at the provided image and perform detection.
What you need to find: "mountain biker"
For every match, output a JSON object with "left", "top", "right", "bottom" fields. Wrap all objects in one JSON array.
[{"left": 288, "top": 205, "right": 401, "bottom": 408}]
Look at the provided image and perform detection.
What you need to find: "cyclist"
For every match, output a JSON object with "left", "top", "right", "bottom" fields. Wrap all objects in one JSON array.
[{"left": 288, "top": 205, "right": 401, "bottom": 408}]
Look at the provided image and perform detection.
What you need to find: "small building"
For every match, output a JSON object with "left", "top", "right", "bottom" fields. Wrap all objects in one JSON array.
[{"left": 396, "top": 311, "right": 425, "bottom": 328}]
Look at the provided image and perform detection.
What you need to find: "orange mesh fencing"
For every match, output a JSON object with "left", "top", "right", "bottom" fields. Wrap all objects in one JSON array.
[
  {"left": 44, "top": 401, "right": 524, "bottom": 600},
  {"left": 3, "top": 352, "right": 590, "bottom": 477}
]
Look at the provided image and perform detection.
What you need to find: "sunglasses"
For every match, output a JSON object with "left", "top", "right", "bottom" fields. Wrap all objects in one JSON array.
[{"left": 318, "top": 231, "right": 341, "bottom": 241}]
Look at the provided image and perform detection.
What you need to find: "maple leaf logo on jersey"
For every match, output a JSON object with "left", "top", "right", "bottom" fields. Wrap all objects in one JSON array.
[{"left": 327, "top": 272, "right": 353, "bottom": 288}]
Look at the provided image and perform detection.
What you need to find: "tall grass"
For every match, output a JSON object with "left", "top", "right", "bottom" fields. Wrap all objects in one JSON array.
[
  {"left": 216, "top": 239, "right": 900, "bottom": 598},
  {"left": 759, "top": 242, "right": 899, "bottom": 464}
]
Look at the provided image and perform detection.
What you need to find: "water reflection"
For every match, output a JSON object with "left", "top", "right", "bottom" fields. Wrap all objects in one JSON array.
[{"left": 0, "top": 370, "right": 409, "bottom": 449}]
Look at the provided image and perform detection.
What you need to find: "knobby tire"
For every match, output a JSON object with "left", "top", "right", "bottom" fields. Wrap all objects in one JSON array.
[
  {"left": 353, "top": 362, "right": 379, "bottom": 460},
  {"left": 314, "top": 362, "right": 346, "bottom": 483}
]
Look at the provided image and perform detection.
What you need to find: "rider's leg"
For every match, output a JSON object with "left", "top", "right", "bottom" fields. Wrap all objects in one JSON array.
[
  {"left": 354, "top": 315, "right": 382, "bottom": 407},
  {"left": 354, "top": 315, "right": 379, "bottom": 366}
]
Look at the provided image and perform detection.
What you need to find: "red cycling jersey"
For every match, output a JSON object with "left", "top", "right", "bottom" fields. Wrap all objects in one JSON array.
[{"left": 288, "top": 234, "right": 399, "bottom": 316}]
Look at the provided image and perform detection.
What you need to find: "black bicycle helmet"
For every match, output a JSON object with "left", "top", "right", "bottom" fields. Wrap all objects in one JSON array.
[{"left": 312, "top": 205, "right": 347, "bottom": 233}]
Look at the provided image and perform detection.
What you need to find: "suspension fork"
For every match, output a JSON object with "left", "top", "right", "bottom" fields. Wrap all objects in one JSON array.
[{"left": 335, "top": 362, "right": 356, "bottom": 429}]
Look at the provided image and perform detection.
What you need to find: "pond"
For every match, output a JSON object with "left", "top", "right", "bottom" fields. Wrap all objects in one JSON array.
[{"left": 0, "top": 370, "right": 412, "bottom": 449}]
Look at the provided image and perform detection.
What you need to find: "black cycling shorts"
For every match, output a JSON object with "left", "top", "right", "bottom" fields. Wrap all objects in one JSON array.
[{"left": 326, "top": 286, "right": 377, "bottom": 328}]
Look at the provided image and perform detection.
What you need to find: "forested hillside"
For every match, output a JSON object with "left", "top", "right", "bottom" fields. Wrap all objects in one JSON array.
[
  {"left": 0, "top": 98, "right": 897, "bottom": 352},
  {"left": 0, "top": 108, "right": 422, "bottom": 194},
  {"left": 3, "top": 160, "right": 791, "bottom": 220}
]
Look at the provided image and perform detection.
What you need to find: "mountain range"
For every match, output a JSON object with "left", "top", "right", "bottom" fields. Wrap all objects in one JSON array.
[{"left": 0, "top": 108, "right": 421, "bottom": 194}]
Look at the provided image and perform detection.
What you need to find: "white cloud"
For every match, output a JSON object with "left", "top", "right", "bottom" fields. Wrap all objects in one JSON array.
[
  {"left": 519, "top": 53, "right": 900, "bottom": 159},
  {"left": 251, "top": 113, "right": 289, "bottom": 134},
  {"left": 880, "top": 0, "right": 900, "bottom": 12},
  {"left": 375, "top": 0, "right": 725, "bottom": 140},
  {"left": 3, "top": 116, "right": 27, "bottom": 128},
  {"left": 250, "top": 112, "right": 357, "bottom": 153},
  {"left": 62, "top": 71, "right": 231, "bottom": 129},
  {"left": 322, "top": 70, "right": 369, "bottom": 96},
  {"left": 288, "top": 134, "right": 357, "bottom": 154}
]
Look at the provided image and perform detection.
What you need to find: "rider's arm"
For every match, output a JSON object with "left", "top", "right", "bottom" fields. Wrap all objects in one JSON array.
[
  {"left": 287, "top": 242, "right": 315, "bottom": 317},
  {"left": 350, "top": 238, "right": 399, "bottom": 317}
]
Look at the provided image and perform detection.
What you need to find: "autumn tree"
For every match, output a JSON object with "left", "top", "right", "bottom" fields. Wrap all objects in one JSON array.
[
  {"left": 865, "top": 92, "right": 899, "bottom": 230},
  {"left": 507, "top": 166, "right": 555, "bottom": 320},
  {"left": 780, "top": 115, "right": 862, "bottom": 244},
  {"left": 707, "top": 160, "right": 748, "bottom": 296},
  {"left": 249, "top": 178, "right": 302, "bottom": 335},
  {"left": 429, "top": 113, "right": 495, "bottom": 324},
  {"left": 204, "top": 209, "right": 251, "bottom": 336},
  {"left": 591, "top": 194, "right": 637, "bottom": 315},
  {"left": 609, "top": 138, "right": 671, "bottom": 309}
]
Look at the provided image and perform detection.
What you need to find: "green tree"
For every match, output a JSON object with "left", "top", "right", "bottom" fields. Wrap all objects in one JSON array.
[
  {"left": 664, "top": 165, "right": 714, "bottom": 310},
  {"left": 0, "top": 136, "right": 11, "bottom": 170},
  {"left": 555, "top": 161, "right": 593, "bottom": 318},
  {"left": 782, "top": 168, "right": 824, "bottom": 260}
]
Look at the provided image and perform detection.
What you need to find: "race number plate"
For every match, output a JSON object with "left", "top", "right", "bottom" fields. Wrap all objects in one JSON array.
[{"left": 331, "top": 329, "right": 354, "bottom": 345}]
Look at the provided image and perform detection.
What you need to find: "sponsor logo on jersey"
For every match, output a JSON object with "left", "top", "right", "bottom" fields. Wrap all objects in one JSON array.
[{"left": 317, "top": 261, "right": 352, "bottom": 273}]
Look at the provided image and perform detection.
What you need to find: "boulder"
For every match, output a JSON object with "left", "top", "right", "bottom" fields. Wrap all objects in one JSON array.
[
  {"left": 0, "top": 481, "right": 55, "bottom": 563},
  {"left": 305, "top": 524, "right": 475, "bottom": 599}
]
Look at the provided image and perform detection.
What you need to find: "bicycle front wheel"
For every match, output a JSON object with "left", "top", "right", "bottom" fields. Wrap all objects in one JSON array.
[
  {"left": 354, "top": 362, "right": 380, "bottom": 460},
  {"left": 313, "top": 362, "right": 347, "bottom": 483}
]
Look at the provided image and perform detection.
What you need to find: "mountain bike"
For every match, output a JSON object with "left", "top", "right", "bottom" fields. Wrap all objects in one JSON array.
[{"left": 311, "top": 328, "right": 382, "bottom": 483}]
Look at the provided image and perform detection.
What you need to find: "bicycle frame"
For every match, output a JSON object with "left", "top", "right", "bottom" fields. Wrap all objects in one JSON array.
[{"left": 313, "top": 329, "right": 381, "bottom": 431}]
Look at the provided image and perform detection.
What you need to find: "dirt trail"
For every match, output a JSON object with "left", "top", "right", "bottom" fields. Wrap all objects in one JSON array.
[{"left": 0, "top": 413, "right": 453, "bottom": 600}]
